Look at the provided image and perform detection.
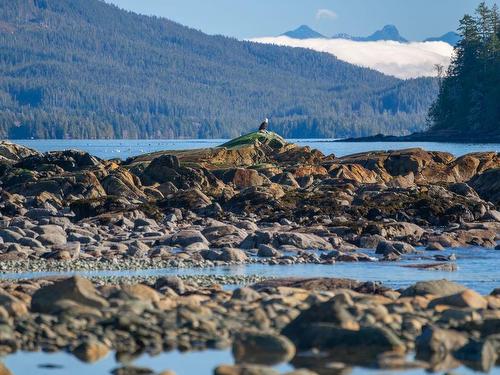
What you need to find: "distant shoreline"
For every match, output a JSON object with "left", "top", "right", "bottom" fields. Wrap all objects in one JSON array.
[{"left": 340, "top": 131, "right": 500, "bottom": 144}]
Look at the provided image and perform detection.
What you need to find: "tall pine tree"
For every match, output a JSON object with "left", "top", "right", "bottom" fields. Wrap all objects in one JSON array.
[{"left": 429, "top": 2, "right": 500, "bottom": 138}]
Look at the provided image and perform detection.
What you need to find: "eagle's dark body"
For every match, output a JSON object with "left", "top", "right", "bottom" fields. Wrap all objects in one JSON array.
[{"left": 259, "top": 120, "right": 268, "bottom": 131}]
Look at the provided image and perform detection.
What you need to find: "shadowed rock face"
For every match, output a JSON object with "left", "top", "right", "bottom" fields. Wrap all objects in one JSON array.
[
  {"left": 0, "top": 141, "right": 39, "bottom": 162},
  {"left": 469, "top": 168, "right": 500, "bottom": 205}
]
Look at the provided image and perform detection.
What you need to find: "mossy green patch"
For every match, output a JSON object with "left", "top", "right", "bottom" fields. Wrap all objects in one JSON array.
[{"left": 219, "top": 131, "right": 287, "bottom": 150}]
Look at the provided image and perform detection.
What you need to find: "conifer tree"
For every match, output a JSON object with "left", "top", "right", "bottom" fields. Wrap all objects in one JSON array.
[{"left": 429, "top": 2, "right": 500, "bottom": 136}]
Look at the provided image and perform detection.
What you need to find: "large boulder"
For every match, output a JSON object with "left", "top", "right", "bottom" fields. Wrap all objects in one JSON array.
[
  {"left": 284, "top": 322, "right": 404, "bottom": 363},
  {"left": 219, "top": 168, "right": 266, "bottom": 189},
  {"left": 0, "top": 141, "right": 39, "bottom": 162},
  {"left": 469, "top": 168, "right": 500, "bottom": 205},
  {"left": 142, "top": 154, "right": 213, "bottom": 189},
  {"left": 168, "top": 230, "right": 209, "bottom": 248},
  {"left": 416, "top": 326, "right": 468, "bottom": 360},
  {"left": 160, "top": 188, "right": 212, "bottom": 210},
  {"left": 252, "top": 278, "right": 389, "bottom": 294},
  {"left": 383, "top": 222, "right": 424, "bottom": 240},
  {"left": 232, "top": 332, "right": 295, "bottom": 365},
  {"left": 329, "top": 164, "right": 379, "bottom": 183},
  {"left": 401, "top": 280, "right": 468, "bottom": 297},
  {"left": 275, "top": 232, "right": 333, "bottom": 250},
  {"left": 15, "top": 150, "right": 101, "bottom": 172},
  {"left": 282, "top": 298, "right": 359, "bottom": 337},
  {"left": 428, "top": 289, "right": 488, "bottom": 309},
  {"left": 218, "top": 248, "right": 248, "bottom": 262},
  {"left": 375, "top": 240, "right": 415, "bottom": 256},
  {"left": 33, "top": 225, "right": 67, "bottom": 246},
  {"left": 101, "top": 169, "right": 145, "bottom": 201},
  {"left": 31, "top": 276, "right": 109, "bottom": 314},
  {"left": 72, "top": 340, "right": 110, "bottom": 363}
]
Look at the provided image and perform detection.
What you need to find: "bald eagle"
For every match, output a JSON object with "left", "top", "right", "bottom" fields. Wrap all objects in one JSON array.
[{"left": 259, "top": 118, "right": 269, "bottom": 132}]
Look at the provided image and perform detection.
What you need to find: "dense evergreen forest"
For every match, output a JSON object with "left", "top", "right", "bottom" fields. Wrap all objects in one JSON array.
[
  {"left": 428, "top": 3, "right": 500, "bottom": 139},
  {"left": 0, "top": 0, "right": 438, "bottom": 139}
]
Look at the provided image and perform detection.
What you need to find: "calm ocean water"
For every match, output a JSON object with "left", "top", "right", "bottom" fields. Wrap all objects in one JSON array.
[
  {"left": 1, "top": 247, "right": 498, "bottom": 294},
  {"left": 12, "top": 139, "right": 500, "bottom": 160}
]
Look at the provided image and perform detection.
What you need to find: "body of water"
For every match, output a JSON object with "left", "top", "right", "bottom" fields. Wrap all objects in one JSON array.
[
  {"left": 1, "top": 248, "right": 498, "bottom": 294},
  {"left": 12, "top": 139, "right": 500, "bottom": 160},
  {"left": 1, "top": 343, "right": 492, "bottom": 375}
]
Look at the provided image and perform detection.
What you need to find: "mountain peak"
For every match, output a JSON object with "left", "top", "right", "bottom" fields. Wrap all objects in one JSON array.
[
  {"left": 424, "top": 31, "right": 461, "bottom": 46},
  {"left": 367, "top": 24, "right": 407, "bottom": 42},
  {"left": 282, "top": 25, "right": 325, "bottom": 39}
]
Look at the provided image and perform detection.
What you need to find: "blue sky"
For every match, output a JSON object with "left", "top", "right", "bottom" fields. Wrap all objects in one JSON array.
[{"left": 107, "top": 0, "right": 497, "bottom": 40}]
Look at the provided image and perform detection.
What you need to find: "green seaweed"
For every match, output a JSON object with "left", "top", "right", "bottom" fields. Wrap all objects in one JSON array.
[{"left": 219, "top": 131, "right": 287, "bottom": 150}]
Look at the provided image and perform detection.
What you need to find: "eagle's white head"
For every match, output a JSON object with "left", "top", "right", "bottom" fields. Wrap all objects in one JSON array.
[{"left": 264, "top": 118, "right": 269, "bottom": 124}]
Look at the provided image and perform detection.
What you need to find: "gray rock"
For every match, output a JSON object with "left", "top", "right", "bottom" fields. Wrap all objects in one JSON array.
[
  {"left": 18, "top": 237, "right": 44, "bottom": 249},
  {"left": 454, "top": 339, "right": 498, "bottom": 372},
  {"left": 358, "top": 234, "right": 386, "bottom": 249},
  {"left": 219, "top": 248, "right": 248, "bottom": 262},
  {"left": 52, "top": 242, "right": 81, "bottom": 260},
  {"left": 31, "top": 276, "right": 109, "bottom": 314},
  {"left": 33, "top": 225, "right": 67, "bottom": 246},
  {"left": 276, "top": 232, "right": 333, "bottom": 250},
  {"left": 231, "top": 287, "right": 261, "bottom": 302},
  {"left": 134, "top": 217, "right": 158, "bottom": 228},
  {"left": 284, "top": 324, "right": 404, "bottom": 362},
  {"left": 169, "top": 230, "right": 209, "bottom": 247},
  {"left": 257, "top": 244, "right": 281, "bottom": 258},
  {"left": 240, "top": 231, "right": 274, "bottom": 249},
  {"left": 72, "top": 340, "right": 110, "bottom": 363},
  {"left": 154, "top": 276, "right": 185, "bottom": 294},
  {"left": 416, "top": 325, "right": 468, "bottom": 360},
  {"left": 426, "top": 242, "right": 445, "bottom": 251},
  {"left": 68, "top": 232, "right": 94, "bottom": 244},
  {"left": 111, "top": 366, "right": 155, "bottom": 375},
  {"left": 25, "top": 208, "right": 57, "bottom": 220},
  {"left": 0, "top": 229, "right": 23, "bottom": 243},
  {"left": 232, "top": 332, "right": 295, "bottom": 366},
  {"left": 401, "top": 280, "right": 468, "bottom": 297},
  {"left": 200, "top": 249, "right": 221, "bottom": 261},
  {"left": 449, "top": 183, "right": 480, "bottom": 199},
  {"left": 214, "top": 364, "right": 279, "bottom": 375},
  {"left": 127, "top": 240, "right": 150, "bottom": 257},
  {"left": 376, "top": 240, "right": 415, "bottom": 256},
  {"left": 483, "top": 210, "right": 500, "bottom": 222}
]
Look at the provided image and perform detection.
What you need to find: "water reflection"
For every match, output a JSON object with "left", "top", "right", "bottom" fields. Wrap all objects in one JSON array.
[{"left": 1, "top": 349, "right": 496, "bottom": 375}]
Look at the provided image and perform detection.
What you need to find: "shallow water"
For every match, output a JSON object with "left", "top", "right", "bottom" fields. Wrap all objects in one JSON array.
[
  {"left": 2, "top": 349, "right": 289, "bottom": 375},
  {"left": 13, "top": 139, "right": 500, "bottom": 160},
  {"left": 1, "top": 349, "right": 492, "bottom": 375},
  {"left": 2, "top": 248, "right": 498, "bottom": 294}
]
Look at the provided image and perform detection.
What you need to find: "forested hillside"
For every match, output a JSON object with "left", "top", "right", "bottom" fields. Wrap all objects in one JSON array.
[
  {"left": 0, "top": 0, "right": 438, "bottom": 139},
  {"left": 429, "top": 3, "right": 500, "bottom": 140}
]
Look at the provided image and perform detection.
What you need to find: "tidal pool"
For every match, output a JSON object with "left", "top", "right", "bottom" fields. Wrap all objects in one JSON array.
[
  {"left": 1, "top": 247, "right": 498, "bottom": 294},
  {"left": 1, "top": 350, "right": 494, "bottom": 375}
]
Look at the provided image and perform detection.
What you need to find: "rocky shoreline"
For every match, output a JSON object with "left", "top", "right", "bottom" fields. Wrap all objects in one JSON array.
[
  {"left": 0, "top": 276, "right": 498, "bottom": 374},
  {"left": 0, "top": 133, "right": 498, "bottom": 269},
  {"left": 0, "top": 132, "right": 499, "bottom": 373}
]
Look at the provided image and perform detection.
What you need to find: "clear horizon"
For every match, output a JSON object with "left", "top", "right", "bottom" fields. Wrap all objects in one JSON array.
[{"left": 107, "top": 0, "right": 498, "bottom": 40}]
